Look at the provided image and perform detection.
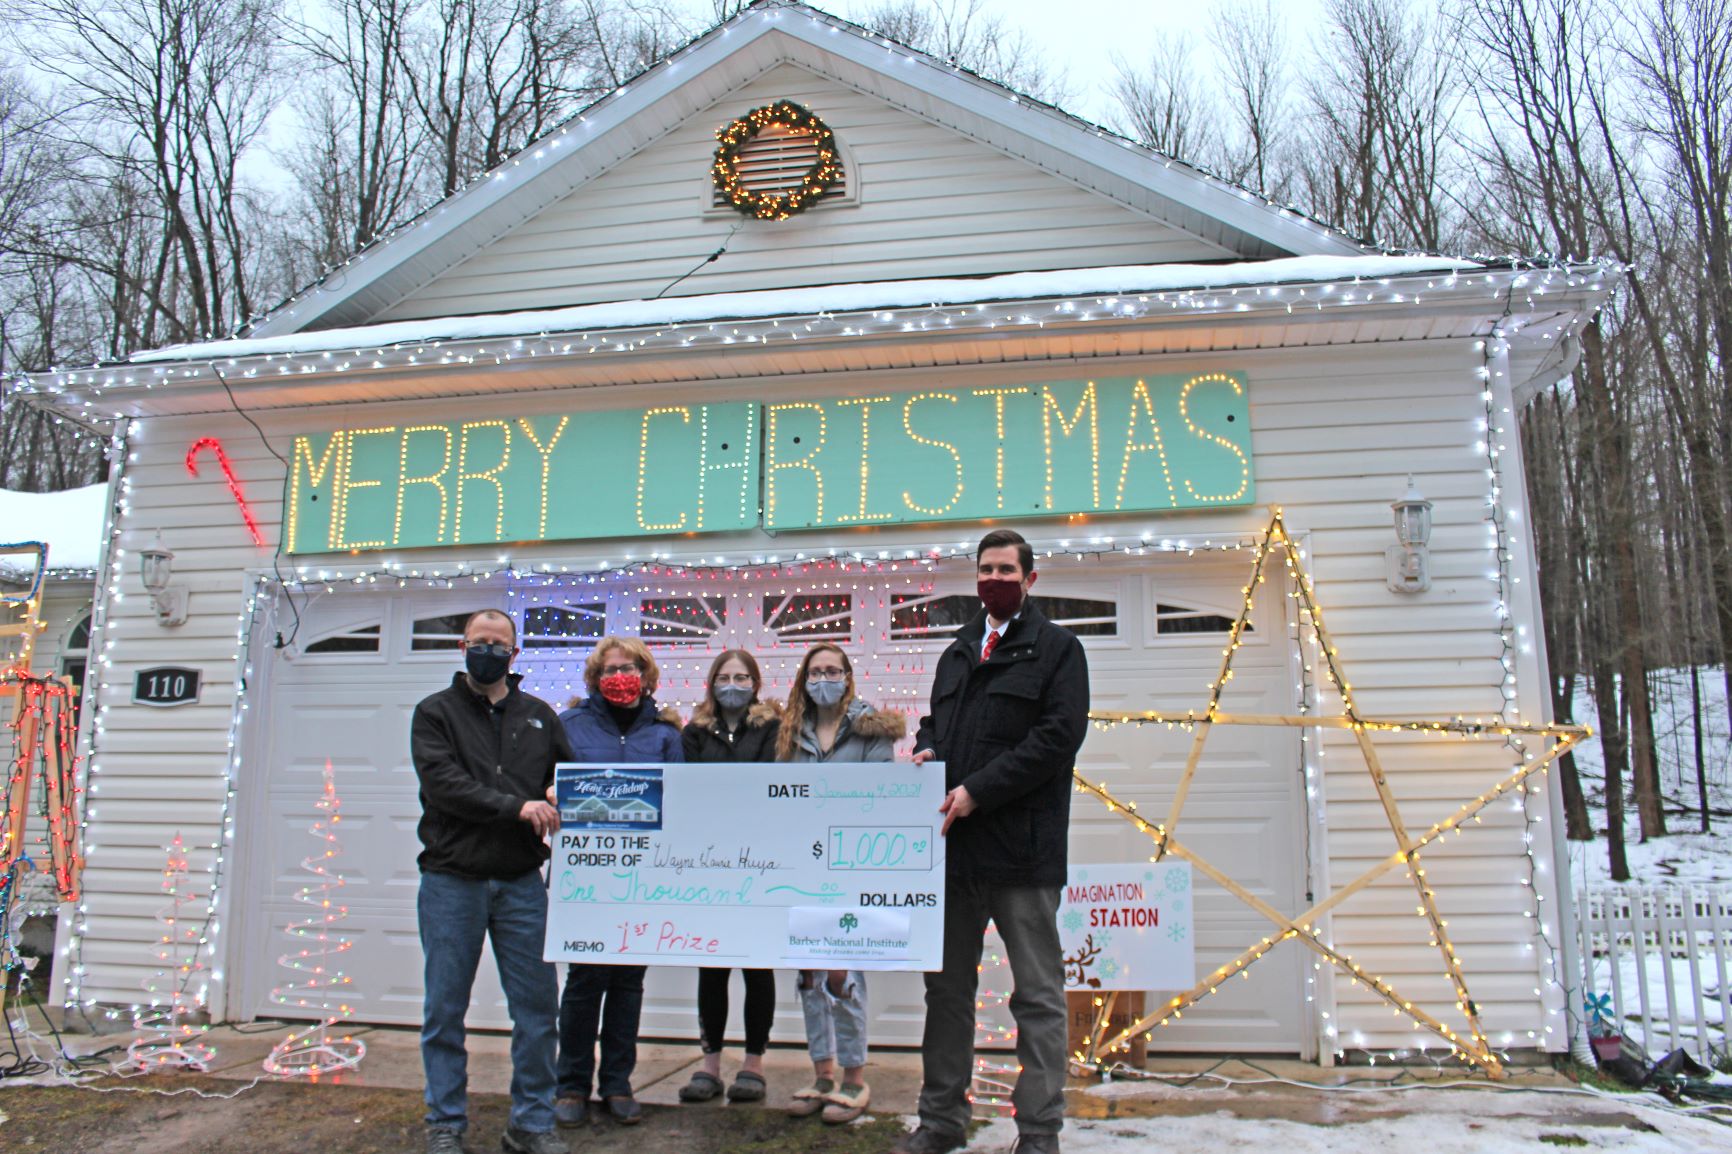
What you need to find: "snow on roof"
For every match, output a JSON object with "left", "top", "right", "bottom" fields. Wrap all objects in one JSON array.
[
  {"left": 135, "top": 255, "right": 1481, "bottom": 366},
  {"left": 0, "top": 484, "right": 108, "bottom": 575}
]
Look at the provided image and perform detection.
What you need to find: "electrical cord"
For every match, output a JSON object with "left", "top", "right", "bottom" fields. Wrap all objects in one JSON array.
[
  {"left": 210, "top": 363, "right": 302, "bottom": 648},
  {"left": 653, "top": 224, "right": 741, "bottom": 299}
]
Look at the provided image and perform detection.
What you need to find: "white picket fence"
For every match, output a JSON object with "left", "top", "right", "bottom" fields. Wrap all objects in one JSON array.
[{"left": 1577, "top": 884, "right": 1732, "bottom": 1062}]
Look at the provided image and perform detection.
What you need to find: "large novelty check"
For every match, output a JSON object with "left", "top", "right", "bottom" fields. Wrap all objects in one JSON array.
[{"left": 544, "top": 762, "right": 947, "bottom": 970}]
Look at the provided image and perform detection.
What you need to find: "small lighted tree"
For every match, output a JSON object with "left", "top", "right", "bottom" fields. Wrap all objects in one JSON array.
[
  {"left": 125, "top": 832, "right": 214, "bottom": 1071},
  {"left": 971, "top": 922, "right": 1016, "bottom": 1116},
  {"left": 264, "top": 759, "right": 365, "bottom": 1076}
]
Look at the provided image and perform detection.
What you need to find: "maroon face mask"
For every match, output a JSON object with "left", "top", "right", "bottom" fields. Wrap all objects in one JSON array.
[{"left": 977, "top": 577, "right": 1025, "bottom": 620}]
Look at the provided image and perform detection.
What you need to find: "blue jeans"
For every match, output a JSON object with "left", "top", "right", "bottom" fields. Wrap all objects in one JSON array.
[
  {"left": 558, "top": 964, "right": 646, "bottom": 1099},
  {"left": 797, "top": 970, "right": 868, "bottom": 1069},
  {"left": 419, "top": 869, "right": 558, "bottom": 1134}
]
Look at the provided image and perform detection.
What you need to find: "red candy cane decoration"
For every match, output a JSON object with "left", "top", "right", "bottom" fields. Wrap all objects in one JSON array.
[{"left": 186, "top": 437, "right": 266, "bottom": 546}]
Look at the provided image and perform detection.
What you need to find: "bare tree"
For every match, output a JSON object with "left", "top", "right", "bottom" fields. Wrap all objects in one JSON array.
[
  {"left": 284, "top": 0, "right": 424, "bottom": 268},
  {"left": 857, "top": 0, "right": 1069, "bottom": 104},
  {"left": 1210, "top": 0, "right": 1294, "bottom": 198},
  {"left": 21, "top": 0, "right": 282, "bottom": 344},
  {"left": 406, "top": 0, "right": 685, "bottom": 198},
  {"left": 1301, "top": 0, "right": 1461, "bottom": 250},
  {"left": 1624, "top": 0, "right": 1732, "bottom": 713},
  {"left": 1110, "top": 33, "right": 1215, "bottom": 163}
]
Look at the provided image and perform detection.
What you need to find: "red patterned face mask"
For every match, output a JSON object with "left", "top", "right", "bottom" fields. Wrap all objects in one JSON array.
[{"left": 599, "top": 671, "right": 643, "bottom": 705}]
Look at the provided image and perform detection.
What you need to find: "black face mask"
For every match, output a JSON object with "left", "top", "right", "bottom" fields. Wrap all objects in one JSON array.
[{"left": 465, "top": 647, "right": 510, "bottom": 686}]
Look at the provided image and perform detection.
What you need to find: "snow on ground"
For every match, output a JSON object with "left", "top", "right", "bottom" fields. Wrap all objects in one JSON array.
[
  {"left": 1569, "top": 667, "right": 1732, "bottom": 1057},
  {"left": 969, "top": 1087, "right": 1732, "bottom": 1152},
  {"left": 1568, "top": 666, "right": 1732, "bottom": 892}
]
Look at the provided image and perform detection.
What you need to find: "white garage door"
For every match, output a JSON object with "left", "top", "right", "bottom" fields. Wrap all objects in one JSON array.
[{"left": 242, "top": 554, "right": 1305, "bottom": 1053}]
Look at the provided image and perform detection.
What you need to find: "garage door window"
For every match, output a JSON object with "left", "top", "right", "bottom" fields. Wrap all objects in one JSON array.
[
  {"left": 523, "top": 605, "right": 606, "bottom": 648},
  {"left": 305, "top": 622, "right": 383, "bottom": 654},
  {"left": 410, "top": 611, "right": 489, "bottom": 651},
  {"left": 763, "top": 593, "right": 853, "bottom": 644},
  {"left": 889, "top": 593, "right": 1118, "bottom": 640},
  {"left": 1155, "top": 601, "right": 1246, "bottom": 635},
  {"left": 639, "top": 596, "right": 726, "bottom": 645}
]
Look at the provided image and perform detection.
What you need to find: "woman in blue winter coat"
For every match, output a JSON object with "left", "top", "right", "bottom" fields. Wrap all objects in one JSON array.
[
  {"left": 775, "top": 642, "right": 904, "bottom": 1126},
  {"left": 552, "top": 636, "right": 682, "bottom": 1129}
]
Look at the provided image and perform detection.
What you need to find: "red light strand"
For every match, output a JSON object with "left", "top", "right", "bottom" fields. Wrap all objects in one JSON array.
[{"left": 186, "top": 437, "right": 266, "bottom": 547}]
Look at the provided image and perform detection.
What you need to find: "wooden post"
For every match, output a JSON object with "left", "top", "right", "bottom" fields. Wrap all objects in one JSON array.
[{"left": 1067, "top": 989, "right": 1146, "bottom": 1067}]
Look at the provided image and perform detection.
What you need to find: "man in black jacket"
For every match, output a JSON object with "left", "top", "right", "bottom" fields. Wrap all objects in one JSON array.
[
  {"left": 412, "top": 609, "right": 573, "bottom": 1154},
  {"left": 897, "top": 530, "right": 1089, "bottom": 1154}
]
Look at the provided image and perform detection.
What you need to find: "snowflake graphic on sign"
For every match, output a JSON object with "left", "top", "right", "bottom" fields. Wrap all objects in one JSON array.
[
  {"left": 1165, "top": 869, "right": 1191, "bottom": 893},
  {"left": 1062, "top": 908, "right": 1086, "bottom": 934},
  {"left": 1168, "top": 923, "right": 1188, "bottom": 943},
  {"left": 1099, "top": 957, "right": 1122, "bottom": 982}
]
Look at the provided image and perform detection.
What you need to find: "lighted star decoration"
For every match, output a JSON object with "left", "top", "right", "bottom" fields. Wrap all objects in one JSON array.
[{"left": 1075, "top": 507, "right": 1589, "bottom": 1078}]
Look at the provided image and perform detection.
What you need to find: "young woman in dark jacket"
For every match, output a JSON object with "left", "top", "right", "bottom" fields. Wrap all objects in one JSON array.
[
  {"left": 676, "top": 649, "right": 782, "bottom": 1106},
  {"left": 551, "top": 637, "right": 681, "bottom": 1129}
]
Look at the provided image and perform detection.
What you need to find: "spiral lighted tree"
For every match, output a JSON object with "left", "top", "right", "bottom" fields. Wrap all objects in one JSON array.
[
  {"left": 125, "top": 832, "right": 215, "bottom": 1071},
  {"left": 263, "top": 759, "right": 365, "bottom": 1076},
  {"left": 971, "top": 922, "right": 1016, "bottom": 1117}
]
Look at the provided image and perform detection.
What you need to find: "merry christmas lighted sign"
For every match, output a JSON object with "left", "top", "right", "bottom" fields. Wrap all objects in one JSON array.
[{"left": 283, "top": 373, "right": 1253, "bottom": 554}]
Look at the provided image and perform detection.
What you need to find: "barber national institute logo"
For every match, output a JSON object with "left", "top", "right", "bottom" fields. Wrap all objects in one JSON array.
[{"left": 838, "top": 913, "right": 860, "bottom": 933}]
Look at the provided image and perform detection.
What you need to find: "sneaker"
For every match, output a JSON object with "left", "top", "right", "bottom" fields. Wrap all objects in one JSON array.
[
  {"left": 787, "top": 1076, "right": 835, "bottom": 1118},
  {"left": 552, "top": 1097, "right": 588, "bottom": 1127},
  {"left": 888, "top": 1124, "right": 967, "bottom": 1154},
  {"left": 821, "top": 1080, "right": 871, "bottom": 1124},
  {"left": 426, "top": 1127, "right": 469, "bottom": 1154},
  {"left": 1010, "top": 1136, "right": 1059, "bottom": 1154},
  {"left": 500, "top": 1128, "right": 569, "bottom": 1154}
]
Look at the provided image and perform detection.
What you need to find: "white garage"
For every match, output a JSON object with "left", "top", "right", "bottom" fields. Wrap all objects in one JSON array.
[
  {"left": 237, "top": 551, "right": 1304, "bottom": 1051},
  {"left": 27, "top": 1, "right": 1600, "bottom": 1072}
]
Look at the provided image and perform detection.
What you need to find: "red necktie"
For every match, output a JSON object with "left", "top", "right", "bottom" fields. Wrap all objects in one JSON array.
[{"left": 982, "top": 631, "right": 999, "bottom": 661}]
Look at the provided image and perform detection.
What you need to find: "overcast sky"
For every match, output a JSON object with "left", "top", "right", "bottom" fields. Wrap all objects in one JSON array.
[{"left": 679, "top": 0, "right": 1330, "bottom": 127}]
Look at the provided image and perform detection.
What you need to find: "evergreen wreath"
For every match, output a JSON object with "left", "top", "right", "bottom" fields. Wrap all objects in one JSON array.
[{"left": 711, "top": 100, "right": 841, "bottom": 221}]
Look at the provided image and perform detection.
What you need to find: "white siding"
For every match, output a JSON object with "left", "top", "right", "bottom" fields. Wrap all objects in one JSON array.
[
  {"left": 70, "top": 336, "right": 1562, "bottom": 1057},
  {"left": 376, "top": 63, "right": 1229, "bottom": 322}
]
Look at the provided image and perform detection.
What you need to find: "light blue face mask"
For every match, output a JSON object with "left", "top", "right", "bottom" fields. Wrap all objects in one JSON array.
[
  {"left": 805, "top": 678, "right": 847, "bottom": 708},
  {"left": 714, "top": 684, "right": 754, "bottom": 711}
]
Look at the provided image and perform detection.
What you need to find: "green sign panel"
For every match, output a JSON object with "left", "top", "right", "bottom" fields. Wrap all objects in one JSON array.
[
  {"left": 283, "top": 374, "right": 1253, "bottom": 554},
  {"left": 762, "top": 374, "right": 1251, "bottom": 531},
  {"left": 285, "top": 403, "right": 761, "bottom": 553}
]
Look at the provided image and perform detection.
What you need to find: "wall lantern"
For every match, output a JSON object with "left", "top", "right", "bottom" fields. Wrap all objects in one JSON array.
[
  {"left": 1386, "top": 477, "right": 1433, "bottom": 594},
  {"left": 139, "top": 531, "right": 188, "bottom": 627}
]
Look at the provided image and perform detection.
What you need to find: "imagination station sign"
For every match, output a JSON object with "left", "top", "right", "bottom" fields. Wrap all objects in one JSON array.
[{"left": 283, "top": 373, "right": 1254, "bottom": 554}]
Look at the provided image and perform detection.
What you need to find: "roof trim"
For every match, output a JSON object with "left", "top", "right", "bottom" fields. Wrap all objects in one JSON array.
[
  {"left": 20, "top": 261, "right": 1614, "bottom": 422},
  {"left": 243, "top": 1, "right": 1368, "bottom": 341}
]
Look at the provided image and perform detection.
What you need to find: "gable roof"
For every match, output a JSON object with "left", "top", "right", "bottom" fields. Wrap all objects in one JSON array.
[{"left": 247, "top": 0, "right": 1367, "bottom": 340}]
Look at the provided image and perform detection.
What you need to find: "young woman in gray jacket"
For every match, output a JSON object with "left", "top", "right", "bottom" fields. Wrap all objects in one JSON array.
[{"left": 775, "top": 642, "right": 905, "bottom": 1125}]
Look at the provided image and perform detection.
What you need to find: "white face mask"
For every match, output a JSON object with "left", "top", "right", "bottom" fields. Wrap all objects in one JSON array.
[{"left": 806, "top": 679, "right": 846, "bottom": 707}]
